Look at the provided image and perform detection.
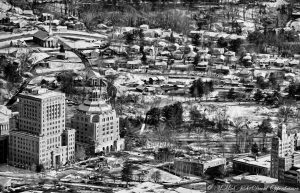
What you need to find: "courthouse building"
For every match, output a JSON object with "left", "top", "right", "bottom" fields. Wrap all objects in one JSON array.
[
  {"left": 0, "top": 105, "right": 17, "bottom": 164},
  {"left": 71, "top": 88, "right": 123, "bottom": 154},
  {"left": 8, "top": 87, "right": 75, "bottom": 169},
  {"left": 0, "top": 105, "right": 13, "bottom": 136}
]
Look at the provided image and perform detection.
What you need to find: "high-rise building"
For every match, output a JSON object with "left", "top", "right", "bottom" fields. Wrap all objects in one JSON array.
[
  {"left": 271, "top": 124, "right": 295, "bottom": 180},
  {"left": 71, "top": 88, "right": 123, "bottom": 155},
  {"left": 8, "top": 87, "right": 75, "bottom": 169},
  {"left": 270, "top": 123, "right": 300, "bottom": 186}
]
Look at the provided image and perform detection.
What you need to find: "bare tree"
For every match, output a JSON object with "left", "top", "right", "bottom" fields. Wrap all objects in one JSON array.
[
  {"left": 151, "top": 170, "right": 161, "bottom": 183},
  {"left": 278, "top": 105, "right": 295, "bottom": 123},
  {"left": 214, "top": 106, "right": 230, "bottom": 137},
  {"left": 232, "top": 117, "right": 247, "bottom": 153}
]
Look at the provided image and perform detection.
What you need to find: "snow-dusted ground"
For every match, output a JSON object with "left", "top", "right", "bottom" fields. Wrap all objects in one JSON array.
[
  {"left": 35, "top": 62, "right": 85, "bottom": 74},
  {"left": 115, "top": 182, "right": 205, "bottom": 193},
  {"left": 115, "top": 182, "right": 174, "bottom": 193}
]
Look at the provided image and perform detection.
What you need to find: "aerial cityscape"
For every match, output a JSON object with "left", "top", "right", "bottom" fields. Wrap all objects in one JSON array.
[{"left": 0, "top": 0, "right": 300, "bottom": 192}]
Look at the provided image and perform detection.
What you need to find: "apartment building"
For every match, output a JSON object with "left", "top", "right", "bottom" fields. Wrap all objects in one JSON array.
[
  {"left": 71, "top": 88, "right": 123, "bottom": 155},
  {"left": 8, "top": 87, "right": 75, "bottom": 169}
]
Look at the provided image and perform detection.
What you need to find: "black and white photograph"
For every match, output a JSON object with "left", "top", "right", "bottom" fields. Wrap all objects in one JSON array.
[{"left": 0, "top": 0, "right": 300, "bottom": 192}]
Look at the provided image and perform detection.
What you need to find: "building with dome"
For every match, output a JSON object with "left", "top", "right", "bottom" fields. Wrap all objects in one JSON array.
[
  {"left": 0, "top": 105, "right": 16, "bottom": 164},
  {"left": 71, "top": 88, "right": 123, "bottom": 155}
]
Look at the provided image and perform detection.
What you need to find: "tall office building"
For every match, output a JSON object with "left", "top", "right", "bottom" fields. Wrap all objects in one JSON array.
[
  {"left": 8, "top": 87, "right": 75, "bottom": 169},
  {"left": 71, "top": 88, "right": 123, "bottom": 155},
  {"left": 270, "top": 123, "right": 300, "bottom": 185},
  {"left": 271, "top": 124, "right": 295, "bottom": 180}
]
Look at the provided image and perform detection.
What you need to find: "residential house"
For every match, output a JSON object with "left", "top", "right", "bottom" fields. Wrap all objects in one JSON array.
[
  {"left": 195, "top": 61, "right": 208, "bottom": 71},
  {"left": 102, "top": 59, "right": 116, "bottom": 68},
  {"left": 215, "top": 65, "right": 230, "bottom": 75},
  {"left": 40, "top": 13, "right": 54, "bottom": 21},
  {"left": 127, "top": 60, "right": 142, "bottom": 69}
]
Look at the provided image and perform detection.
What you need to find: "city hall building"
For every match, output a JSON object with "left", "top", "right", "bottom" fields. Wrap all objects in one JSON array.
[
  {"left": 0, "top": 105, "right": 17, "bottom": 164},
  {"left": 71, "top": 88, "right": 123, "bottom": 155},
  {"left": 8, "top": 87, "right": 75, "bottom": 169}
]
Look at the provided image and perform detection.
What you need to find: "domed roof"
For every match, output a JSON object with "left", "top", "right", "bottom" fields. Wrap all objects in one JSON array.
[{"left": 78, "top": 88, "right": 112, "bottom": 113}]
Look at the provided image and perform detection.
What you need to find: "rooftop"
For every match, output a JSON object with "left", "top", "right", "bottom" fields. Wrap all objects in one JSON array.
[
  {"left": 19, "top": 86, "right": 64, "bottom": 100},
  {"left": 233, "top": 155, "right": 271, "bottom": 169},
  {"left": 33, "top": 30, "right": 50, "bottom": 41},
  {"left": 175, "top": 155, "right": 225, "bottom": 164},
  {"left": 232, "top": 175, "right": 278, "bottom": 184}
]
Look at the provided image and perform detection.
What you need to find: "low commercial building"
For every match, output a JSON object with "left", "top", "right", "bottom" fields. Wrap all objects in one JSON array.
[
  {"left": 174, "top": 156, "right": 226, "bottom": 176},
  {"left": 233, "top": 155, "right": 270, "bottom": 176},
  {"left": 232, "top": 175, "right": 278, "bottom": 184}
]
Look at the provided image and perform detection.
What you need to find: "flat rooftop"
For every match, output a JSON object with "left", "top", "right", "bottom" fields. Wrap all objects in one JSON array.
[
  {"left": 19, "top": 86, "right": 64, "bottom": 100},
  {"left": 233, "top": 155, "right": 271, "bottom": 169},
  {"left": 176, "top": 156, "right": 226, "bottom": 164},
  {"left": 233, "top": 175, "right": 278, "bottom": 184}
]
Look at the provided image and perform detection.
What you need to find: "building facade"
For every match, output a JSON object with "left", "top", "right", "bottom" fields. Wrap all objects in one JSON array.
[
  {"left": 233, "top": 155, "right": 270, "bottom": 176},
  {"left": 0, "top": 105, "right": 15, "bottom": 136},
  {"left": 0, "top": 105, "right": 16, "bottom": 164},
  {"left": 174, "top": 157, "right": 226, "bottom": 176},
  {"left": 71, "top": 88, "right": 123, "bottom": 155},
  {"left": 0, "top": 135, "right": 8, "bottom": 164},
  {"left": 271, "top": 124, "right": 295, "bottom": 179},
  {"left": 33, "top": 30, "right": 59, "bottom": 48},
  {"left": 270, "top": 123, "right": 300, "bottom": 186},
  {"left": 8, "top": 87, "right": 75, "bottom": 169}
]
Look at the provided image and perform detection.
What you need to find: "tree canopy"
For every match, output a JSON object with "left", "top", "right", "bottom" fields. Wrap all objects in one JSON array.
[
  {"left": 190, "top": 79, "right": 214, "bottom": 99},
  {"left": 122, "top": 161, "right": 133, "bottom": 186}
]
